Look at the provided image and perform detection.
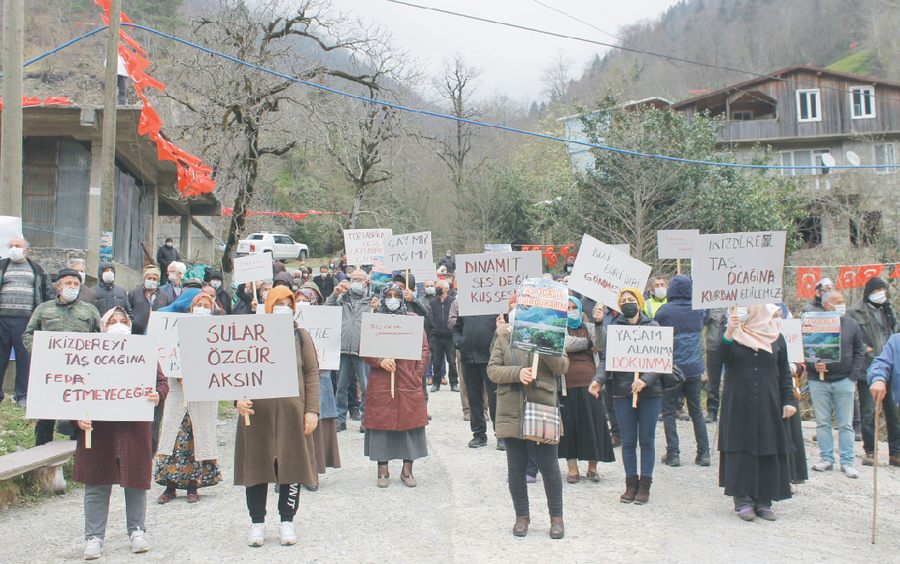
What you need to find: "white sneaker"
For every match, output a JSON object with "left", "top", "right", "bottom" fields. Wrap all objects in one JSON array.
[
  {"left": 812, "top": 460, "right": 833, "bottom": 472},
  {"left": 842, "top": 465, "right": 859, "bottom": 479},
  {"left": 279, "top": 521, "right": 297, "bottom": 546},
  {"left": 83, "top": 537, "right": 103, "bottom": 560},
  {"left": 129, "top": 529, "right": 149, "bottom": 554},
  {"left": 247, "top": 523, "right": 266, "bottom": 547}
]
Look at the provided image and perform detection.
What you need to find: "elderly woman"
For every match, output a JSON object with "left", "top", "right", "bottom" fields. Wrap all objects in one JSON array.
[
  {"left": 719, "top": 304, "right": 797, "bottom": 521},
  {"left": 361, "top": 283, "right": 430, "bottom": 488},
  {"left": 559, "top": 296, "right": 614, "bottom": 483},
  {"left": 154, "top": 292, "right": 221, "bottom": 504},
  {"left": 589, "top": 289, "right": 664, "bottom": 506},
  {"left": 488, "top": 294, "right": 569, "bottom": 539},
  {"left": 76, "top": 307, "right": 168, "bottom": 560},
  {"left": 295, "top": 286, "right": 341, "bottom": 483},
  {"left": 235, "top": 287, "right": 320, "bottom": 547}
]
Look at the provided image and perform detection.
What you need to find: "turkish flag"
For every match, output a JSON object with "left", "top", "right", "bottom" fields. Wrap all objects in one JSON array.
[
  {"left": 892, "top": 264, "right": 900, "bottom": 279},
  {"left": 796, "top": 267, "right": 820, "bottom": 299},
  {"left": 838, "top": 265, "right": 884, "bottom": 290}
]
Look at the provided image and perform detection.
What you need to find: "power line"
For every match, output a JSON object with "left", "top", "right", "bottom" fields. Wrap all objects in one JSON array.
[
  {"left": 382, "top": 0, "right": 900, "bottom": 106},
  {"left": 8, "top": 23, "right": 899, "bottom": 171},
  {"left": 529, "top": 0, "right": 631, "bottom": 47}
]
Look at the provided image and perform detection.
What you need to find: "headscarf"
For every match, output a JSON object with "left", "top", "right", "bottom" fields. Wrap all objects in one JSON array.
[
  {"left": 143, "top": 264, "right": 160, "bottom": 278},
  {"left": 190, "top": 292, "right": 217, "bottom": 313},
  {"left": 567, "top": 296, "right": 583, "bottom": 329},
  {"left": 296, "top": 288, "right": 319, "bottom": 304},
  {"left": 732, "top": 304, "right": 780, "bottom": 353},
  {"left": 301, "top": 281, "right": 324, "bottom": 304},
  {"left": 617, "top": 287, "right": 645, "bottom": 313},
  {"left": 264, "top": 286, "right": 296, "bottom": 314},
  {"left": 377, "top": 282, "right": 408, "bottom": 315},
  {"left": 159, "top": 288, "right": 201, "bottom": 312},
  {"left": 100, "top": 306, "right": 131, "bottom": 332}
]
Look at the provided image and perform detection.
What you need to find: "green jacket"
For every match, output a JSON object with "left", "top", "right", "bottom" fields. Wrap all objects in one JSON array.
[
  {"left": 848, "top": 299, "right": 894, "bottom": 374},
  {"left": 644, "top": 296, "right": 667, "bottom": 318},
  {"left": 487, "top": 325, "right": 569, "bottom": 440},
  {"left": 23, "top": 299, "right": 101, "bottom": 351}
]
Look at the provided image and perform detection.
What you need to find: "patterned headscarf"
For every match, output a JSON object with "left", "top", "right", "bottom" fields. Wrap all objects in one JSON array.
[
  {"left": 567, "top": 296, "right": 584, "bottom": 329},
  {"left": 377, "top": 282, "right": 408, "bottom": 315},
  {"left": 100, "top": 306, "right": 131, "bottom": 332}
]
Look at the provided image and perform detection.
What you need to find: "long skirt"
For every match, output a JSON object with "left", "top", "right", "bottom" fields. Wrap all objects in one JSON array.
[
  {"left": 313, "top": 418, "right": 342, "bottom": 473},
  {"left": 558, "top": 386, "right": 616, "bottom": 462},
  {"left": 719, "top": 451, "right": 791, "bottom": 502},
  {"left": 786, "top": 415, "right": 808, "bottom": 483},
  {"left": 154, "top": 414, "right": 221, "bottom": 490},
  {"left": 364, "top": 427, "right": 428, "bottom": 462}
]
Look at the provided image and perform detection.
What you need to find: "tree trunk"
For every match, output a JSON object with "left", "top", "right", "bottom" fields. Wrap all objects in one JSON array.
[
  {"left": 348, "top": 183, "right": 364, "bottom": 229},
  {"left": 221, "top": 125, "right": 261, "bottom": 273}
]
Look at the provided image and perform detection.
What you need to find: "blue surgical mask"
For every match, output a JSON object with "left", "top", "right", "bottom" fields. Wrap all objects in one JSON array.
[{"left": 385, "top": 298, "right": 401, "bottom": 311}]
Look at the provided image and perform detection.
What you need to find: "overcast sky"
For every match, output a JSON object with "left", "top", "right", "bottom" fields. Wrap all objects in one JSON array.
[{"left": 329, "top": 0, "right": 680, "bottom": 104}]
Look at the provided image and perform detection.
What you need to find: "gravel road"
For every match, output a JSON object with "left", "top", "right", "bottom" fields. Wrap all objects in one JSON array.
[{"left": 1, "top": 390, "right": 898, "bottom": 562}]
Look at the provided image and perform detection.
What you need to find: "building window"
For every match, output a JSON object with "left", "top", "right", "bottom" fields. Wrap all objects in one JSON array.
[
  {"left": 850, "top": 86, "right": 875, "bottom": 119},
  {"left": 797, "top": 216, "right": 822, "bottom": 248},
  {"left": 796, "top": 89, "right": 821, "bottom": 122},
  {"left": 850, "top": 211, "right": 881, "bottom": 247},
  {"left": 874, "top": 143, "right": 895, "bottom": 174},
  {"left": 731, "top": 110, "right": 753, "bottom": 121},
  {"left": 780, "top": 149, "right": 831, "bottom": 176}
]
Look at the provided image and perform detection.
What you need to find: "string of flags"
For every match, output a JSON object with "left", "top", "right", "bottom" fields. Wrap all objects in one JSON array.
[
  {"left": 221, "top": 207, "right": 347, "bottom": 221},
  {"left": 796, "top": 263, "right": 900, "bottom": 298},
  {"left": 94, "top": 0, "right": 215, "bottom": 197},
  {"left": 0, "top": 96, "right": 72, "bottom": 110}
]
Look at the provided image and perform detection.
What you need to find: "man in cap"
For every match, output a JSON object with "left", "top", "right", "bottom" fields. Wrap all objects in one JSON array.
[
  {"left": 801, "top": 277, "right": 834, "bottom": 314},
  {"left": 127, "top": 265, "right": 168, "bottom": 335},
  {"left": 23, "top": 268, "right": 101, "bottom": 444}
]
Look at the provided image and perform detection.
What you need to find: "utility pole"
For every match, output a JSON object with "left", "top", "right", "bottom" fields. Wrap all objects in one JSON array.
[
  {"left": 99, "top": 0, "right": 122, "bottom": 254},
  {"left": 1, "top": 0, "right": 25, "bottom": 217}
]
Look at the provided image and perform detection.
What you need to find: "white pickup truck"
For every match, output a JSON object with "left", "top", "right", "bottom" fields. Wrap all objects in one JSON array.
[{"left": 235, "top": 232, "right": 309, "bottom": 260}]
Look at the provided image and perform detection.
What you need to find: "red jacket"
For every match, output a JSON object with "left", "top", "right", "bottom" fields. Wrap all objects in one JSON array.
[
  {"left": 363, "top": 331, "right": 430, "bottom": 432},
  {"left": 72, "top": 366, "right": 169, "bottom": 490}
]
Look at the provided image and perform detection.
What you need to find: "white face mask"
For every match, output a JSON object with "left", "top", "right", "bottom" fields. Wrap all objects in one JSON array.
[
  {"left": 297, "top": 301, "right": 310, "bottom": 308},
  {"left": 192, "top": 307, "right": 211, "bottom": 316},
  {"left": 735, "top": 307, "right": 749, "bottom": 322},
  {"left": 61, "top": 286, "right": 80, "bottom": 303},
  {"left": 654, "top": 287, "right": 667, "bottom": 300},
  {"left": 273, "top": 305, "right": 293, "bottom": 316},
  {"left": 424, "top": 286, "right": 436, "bottom": 296},
  {"left": 168, "top": 274, "right": 178, "bottom": 284},
  {"left": 869, "top": 291, "right": 887, "bottom": 305},
  {"left": 210, "top": 280, "right": 222, "bottom": 290},
  {"left": 260, "top": 291, "right": 269, "bottom": 302},
  {"left": 106, "top": 323, "right": 130, "bottom": 335},
  {"left": 144, "top": 279, "right": 158, "bottom": 290},
  {"left": 8, "top": 247, "right": 25, "bottom": 262},
  {"left": 385, "top": 298, "right": 402, "bottom": 311},
  {"left": 833, "top": 304, "right": 847, "bottom": 316},
  {"left": 101, "top": 271, "right": 115, "bottom": 284}
]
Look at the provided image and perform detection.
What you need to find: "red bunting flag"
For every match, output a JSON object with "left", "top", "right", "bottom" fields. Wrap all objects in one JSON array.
[
  {"left": 837, "top": 265, "right": 883, "bottom": 290},
  {"left": 892, "top": 264, "right": 900, "bottom": 279},
  {"left": 796, "top": 267, "right": 821, "bottom": 299}
]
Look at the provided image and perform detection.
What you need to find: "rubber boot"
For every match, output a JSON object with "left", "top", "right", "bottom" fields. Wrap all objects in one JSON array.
[
  {"left": 619, "top": 476, "right": 639, "bottom": 503},
  {"left": 634, "top": 476, "right": 652, "bottom": 505}
]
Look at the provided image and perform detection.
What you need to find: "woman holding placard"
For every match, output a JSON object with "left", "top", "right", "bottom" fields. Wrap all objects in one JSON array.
[
  {"left": 235, "top": 287, "right": 320, "bottom": 546},
  {"left": 488, "top": 294, "right": 569, "bottom": 539},
  {"left": 718, "top": 304, "right": 796, "bottom": 521},
  {"left": 559, "top": 297, "right": 615, "bottom": 483},
  {"left": 76, "top": 307, "right": 168, "bottom": 560},
  {"left": 589, "top": 289, "right": 663, "bottom": 505},
  {"left": 295, "top": 286, "right": 341, "bottom": 480},
  {"left": 361, "top": 283, "right": 430, "bottom": 489},
  {"left": 154, "top": 292, "right": 222, "bottom": 504}
]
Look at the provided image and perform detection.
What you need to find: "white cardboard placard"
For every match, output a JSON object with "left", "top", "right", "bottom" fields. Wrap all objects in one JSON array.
[
  {"left": 567, "top": 234, "right": 652, "bottom": 313},
  {"left": 774, "top": 318, "right": 804, "bottom": 364},
  {"left": 454, "top": 251, "right": 543, "bottom": 316},
  {"left": 691, "top": 231, "right": 786, "bottom": 309},
  {"left": 295, "top": 305, "right": 342, "bottom": 371},
  {"left": 25, "top": 331, "right": 158, "bottom": 422},
  {"left": 383, "top": 231, "right": 433, "bottom": 273},
  {"left": 233, "top": 253, "right": 274, "bottom": 285},
  {"left": 146, "top": 312, "right": 189, "bottom": 379},
  {"left": 657, "top": 229, "right": 699, "bottom": 259},
  {"left": 604, "top": 325, "right": 674, "bottom": 374},
  {"left": 359, "top": 312, "right": 424, "bottom": 361},
  {"left": 344, "top": 229, "right": 392, "bottom": 266},
  {"left": 177, "top": 314, "right": 299, "bottom": 401}
]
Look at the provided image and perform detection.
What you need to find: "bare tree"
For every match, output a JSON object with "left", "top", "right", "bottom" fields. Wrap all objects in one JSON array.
[
  {"left": 161, "top": 0, "right": 378, "bottom": 272},
  {"left": 541, "top": 51, "right": 572, "bottom": 105},
  {"left": 433, "top": 56, "right": 481, "bottom": 195}
]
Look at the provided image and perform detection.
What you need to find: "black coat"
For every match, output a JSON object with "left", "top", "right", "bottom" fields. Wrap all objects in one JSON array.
[
  {"left": 156, "top": 245, "right": 180, "bottom": 275},
  {"left": 452, "top": 313, "right": 497, "bottom": 364},
  {"left": 594, "top": 313, "right": 664, "bottom": 398},
  {"left": 126, "top": 287, "right": 169, "bottom": 335},
  {"left": 313, "top": 274, "right": 335, "bottom": 298},
  {"left": 428, "top": 295, "right": 455, "bottom": 338},
  {"left": 718, "top": 336, "right": 797, "bottom": 456},
  {"left": 93, "top": 283, "right": 131, "bottom": 318}
]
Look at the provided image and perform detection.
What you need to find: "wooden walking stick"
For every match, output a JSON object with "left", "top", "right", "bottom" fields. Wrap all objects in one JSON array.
[
  {"left": 391, "top": 370, "right": 396, "bottom": 399},
  {"left": 632, "top": 371, "right": 640, "bottom": 408},
  {"left": 872, "top": 400, "right": 881, "bottom": 544},
  {"left": 84, "top": 428, "right": 92, "bottom": 449}
]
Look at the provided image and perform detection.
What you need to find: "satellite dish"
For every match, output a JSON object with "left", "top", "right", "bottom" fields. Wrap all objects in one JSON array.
[
  {"left": 820, "top": 153, "right": 836, "bottom": 168},
  {"left": 846, "top": 151, "right": 861, "bottom": 166}
]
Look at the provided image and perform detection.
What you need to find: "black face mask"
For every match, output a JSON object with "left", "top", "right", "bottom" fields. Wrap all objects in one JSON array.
[
  {"left": 436, "top": 287, "right": 444, "bottom": 296},
  {"left": 620, "top": 303, "right": 640, "bottom": 318},
  {"left": 503, "top": 313, "right": 510, "bottom": 323},
  {"left": 565, "top": 265, "right": 573, "bottom": 274}
]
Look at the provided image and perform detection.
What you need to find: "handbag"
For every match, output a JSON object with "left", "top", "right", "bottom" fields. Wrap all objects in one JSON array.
[
  {"left": 660, "top": 363, "right": 686, "bottom": 393},
  {"left": 522, "top": 401, "right": 562, "bottom": 444}
]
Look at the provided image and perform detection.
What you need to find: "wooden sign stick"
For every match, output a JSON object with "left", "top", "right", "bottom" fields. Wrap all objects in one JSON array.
[
  {"left": 632, "top": 371, "right": 640, "bottom": 408},
  {"left": 244, "top": 413, "right": 251, "bottom": 426},
  {"left": 391, "top": 371, "right": 396, "bottom": 399},
  {"left": 872, "top": 401, "right": 881, "bottom": 544},
  {"left": 85, "top": 428, "right": 92, "bottom": 449},
  {"left": 531, "top": 353, "right": 540, "bottom": 382},
  {"left": 676, "top": 258, "right": 682, "bottom": 275}
]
